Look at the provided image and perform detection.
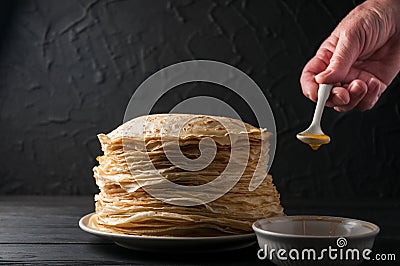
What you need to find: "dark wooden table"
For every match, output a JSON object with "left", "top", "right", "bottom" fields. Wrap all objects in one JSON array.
[{"left": 0, "top": 196, "right": 399, "bottom": 265}]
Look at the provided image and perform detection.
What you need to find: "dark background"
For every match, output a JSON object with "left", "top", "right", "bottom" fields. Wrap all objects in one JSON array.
[{"left": 0, "top": 0, "right": 399, "bottom": 199}]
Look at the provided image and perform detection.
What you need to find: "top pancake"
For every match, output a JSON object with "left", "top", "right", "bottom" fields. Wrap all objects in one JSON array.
[{"left": 106, "top": 114, "right": 267, "bottom": 141}]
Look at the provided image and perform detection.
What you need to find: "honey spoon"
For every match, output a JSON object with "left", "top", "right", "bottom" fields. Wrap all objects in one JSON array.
[{"left": 297, "top": 84, "right": 333, "bottom": 150}]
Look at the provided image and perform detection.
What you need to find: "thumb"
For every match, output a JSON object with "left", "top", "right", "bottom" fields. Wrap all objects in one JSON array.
[{"left": 315, "top": 33, "right": 360, "bottom": 84}]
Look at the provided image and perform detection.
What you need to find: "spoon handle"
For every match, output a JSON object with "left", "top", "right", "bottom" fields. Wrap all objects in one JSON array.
[{"left": 311, "top": 84, "right": 333, "bottom": 129}]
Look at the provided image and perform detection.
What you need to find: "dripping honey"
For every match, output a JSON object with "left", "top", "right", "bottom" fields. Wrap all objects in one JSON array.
[{"left": 297, "top": 133, "right": 330, "bottom": 151}]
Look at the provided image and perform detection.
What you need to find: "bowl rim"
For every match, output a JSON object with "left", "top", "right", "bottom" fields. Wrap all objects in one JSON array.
[{"left": 252, "top": 215, "right": 380, "bottom": 239}]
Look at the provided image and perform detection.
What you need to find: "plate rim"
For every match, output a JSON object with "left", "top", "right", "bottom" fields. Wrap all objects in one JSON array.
[{"left": 79, "top": 212, "right": 256, "bottom": 241}]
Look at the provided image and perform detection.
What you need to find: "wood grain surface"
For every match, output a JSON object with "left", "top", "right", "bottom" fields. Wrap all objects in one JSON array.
[{"left": 0, "top": 196, "right": 398, "bottom": 265}]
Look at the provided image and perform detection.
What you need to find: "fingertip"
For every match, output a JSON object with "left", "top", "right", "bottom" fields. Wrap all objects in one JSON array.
[
  {"left": 330, "top": 87, "right": 350, "bottom": 106},
  {"left": 315, "top": 69, "right": 331, "bottom": 84},
  {"left": 367, "top": 77, "right": 380, "bottom": 93},
  {"left": 334, "top": 79, "right": 368, "bottom": 111},
  {"left": 301, "top": 87, "right": 311, "bottom": 100},
  {"left": 301, "top": 82, "right": 318, "bottom": 103},
  {"left": 301, "top": 78, "right": 317, "bottom": 103},
  {"left": 315, "top": 67, "right": 346, "bottom": 84},
  {"left": 309, "top": 90, "right": 318, "bottom": 102},
  {"left": 349, "top": 79, "right": 368, "bottom": 99},
  {"left": 334, "top": 106, "right": 347, "bottom": 112},
  {"left": 355, "top": 78, "right": 382, "bottom": 112},
  {"left": 325, "top": 100, "right": 335, "bottom": 107}
]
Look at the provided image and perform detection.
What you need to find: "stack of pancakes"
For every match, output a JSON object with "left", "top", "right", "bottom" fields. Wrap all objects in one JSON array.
[{"left": 90, "top": 114, "right": 284, "bottom": 236}]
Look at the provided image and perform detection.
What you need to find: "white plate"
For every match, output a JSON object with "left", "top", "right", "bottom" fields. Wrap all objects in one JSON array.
[{"left": 79, "top": 213, "right": 256, "bottom": 253}]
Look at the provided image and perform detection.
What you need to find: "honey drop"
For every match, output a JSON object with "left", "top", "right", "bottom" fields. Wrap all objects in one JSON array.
[
  {"left": 297, "top": 133, "right": 330, "bottom": 151},
  {"left": 309, "top": 144, "right": 321, "bottom": 150}
]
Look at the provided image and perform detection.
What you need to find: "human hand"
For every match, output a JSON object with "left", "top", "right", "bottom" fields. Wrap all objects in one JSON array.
[{"left": 301, "top": 0, "right": 400, "bottom": 112}]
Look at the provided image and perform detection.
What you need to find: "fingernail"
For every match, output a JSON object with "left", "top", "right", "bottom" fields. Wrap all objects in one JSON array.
[
  {"left": 354, "top": 88, "right": 364, "bottom": 96},
  {"left": 336, "top": 94, "right": 347, "bottom": 105},
  {"left": 367, "top": 78, "right": 379, "bottom": 90},
  {"left": 316, "top": 68, "right": 332, "bottom": 79},
  {"left": 315, "top": 72, "right": 325, "bottom": 81},
  {"left": 332, "top": 91, "right": 348, "bottom": 105},
  {"left": 351, "top": 82, "right": 366, "bottom": 96}
]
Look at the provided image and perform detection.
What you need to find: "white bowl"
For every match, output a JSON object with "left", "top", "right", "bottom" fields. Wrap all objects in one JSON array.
[{"left": 253, "top": 216, "right": 379, "bottom": 266}]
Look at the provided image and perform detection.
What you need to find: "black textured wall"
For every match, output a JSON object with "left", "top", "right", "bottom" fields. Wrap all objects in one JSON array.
[{"left": 0, "top": 0, "right": 399, "bottom": 198}]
